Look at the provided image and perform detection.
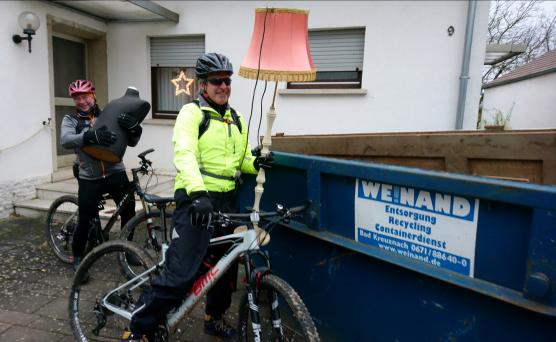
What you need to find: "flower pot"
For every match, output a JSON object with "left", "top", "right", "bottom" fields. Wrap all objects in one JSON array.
[{"left": 484, "top": 124, "right": 505, "bottom": 132}]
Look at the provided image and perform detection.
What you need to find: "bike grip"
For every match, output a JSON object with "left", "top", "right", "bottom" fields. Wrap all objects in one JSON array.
[{"left": 137, "top": 148, "right": 155, "bottom": 159}]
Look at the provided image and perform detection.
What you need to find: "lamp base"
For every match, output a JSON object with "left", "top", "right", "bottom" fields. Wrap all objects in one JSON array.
[{"left": 12, "top": 35, "right": 22, "bottom": 43}]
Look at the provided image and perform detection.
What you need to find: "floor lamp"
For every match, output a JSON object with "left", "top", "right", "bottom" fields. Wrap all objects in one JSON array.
[{"left": 239, "top": 8, "right": 316, "bottom": 230}]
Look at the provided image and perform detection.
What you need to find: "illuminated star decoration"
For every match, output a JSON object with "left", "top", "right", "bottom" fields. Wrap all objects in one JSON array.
[{"left": 170, "top": 70, "right": 194, "bottom": 96}]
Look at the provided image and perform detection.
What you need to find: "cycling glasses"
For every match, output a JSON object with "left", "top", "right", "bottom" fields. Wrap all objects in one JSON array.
[{"left": 207, "top": 77, "right": 232, "bottom": 86}]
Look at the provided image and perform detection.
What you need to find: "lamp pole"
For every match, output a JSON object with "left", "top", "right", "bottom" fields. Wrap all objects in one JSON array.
[{"left": 251, "top": 82, "right": 278, "bottom": 228}]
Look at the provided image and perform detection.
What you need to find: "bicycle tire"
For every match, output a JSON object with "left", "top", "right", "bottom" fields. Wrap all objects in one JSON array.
[
  {"left": 118, "top": 208, "right": 173, "bottom": 279},
  {"left": 45, "top": 195, "right": 79, "bottom": 264},
  {"left": 69, "top": 240, "right": 156, "bottom": 341},
  {"left": 238, "top": 274, "right": 320, "bottom": 342}
]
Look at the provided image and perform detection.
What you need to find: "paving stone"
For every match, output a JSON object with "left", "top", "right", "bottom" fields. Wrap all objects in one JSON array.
[
  {"left": 34, "top": 297, "right": 69, "bottom": 321},
  {"left": 58, "top": 334, "right": 77, "bottom": 342},
  {"left": 0, "top": 325, "right": 65, "bottom": 342},
  {"left": 0, "top": 292, "right": 55, "bottom": 314},
  {"left": 24, "top": 315, "right": 67, "bottom": 334},
  {"left": 0, "top": 321, "right": 12, "bottom": 334},
  {"left": 0, "top": 309, "right": 40, "bottom": 326}
]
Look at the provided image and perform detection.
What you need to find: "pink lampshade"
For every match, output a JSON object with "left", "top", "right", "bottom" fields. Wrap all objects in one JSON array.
[{"left": 239, "top": 8, "right": 316, "bottom": 82}]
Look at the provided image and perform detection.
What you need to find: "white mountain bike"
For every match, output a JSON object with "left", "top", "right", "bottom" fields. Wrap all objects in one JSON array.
[{"left": 68, "top": 198, "right": 320, "bottom": 341}]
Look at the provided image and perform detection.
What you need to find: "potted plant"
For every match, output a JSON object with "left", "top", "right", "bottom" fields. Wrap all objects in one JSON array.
[{"left": 481, "top": 103, "right": 514, "bottom": 131}]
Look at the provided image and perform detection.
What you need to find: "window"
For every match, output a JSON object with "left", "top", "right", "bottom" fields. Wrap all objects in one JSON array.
[
  {"left": 151, "top": 36, "right": 205, "bottom": 118},
  {"left": 288, "top": 28, "right": 365, "bottom": 89}
]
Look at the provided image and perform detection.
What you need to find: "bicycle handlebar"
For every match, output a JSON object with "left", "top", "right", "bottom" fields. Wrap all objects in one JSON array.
[
  {"left": 131, "top": 148, "right": 156, "bottom": 177},
  {"left": 213, "top": 202, "right": 309, "bottom": 222}
]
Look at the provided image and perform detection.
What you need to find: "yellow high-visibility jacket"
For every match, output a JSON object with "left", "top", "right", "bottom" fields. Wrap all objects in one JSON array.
[{"left": 172, "top": 100, "right": 258, "bottom": 195}]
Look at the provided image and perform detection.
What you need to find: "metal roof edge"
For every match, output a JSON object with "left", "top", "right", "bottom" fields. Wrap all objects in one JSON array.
[
  {"left": 42, "top": 0, "right": 108, "bottom": 23},
  {"left": 128, "top": 0, "right": 179, "bottom": 23},
  {"left": 43, "top": 0, "right": 179, "bottom": 23}
]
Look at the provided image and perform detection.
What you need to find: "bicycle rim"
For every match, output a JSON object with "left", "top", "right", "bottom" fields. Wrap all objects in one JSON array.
[
  {"left": 69, "top": 240, "right": 155, "bottom": 341},
  {"left": 46, "top": 195, "right": 79, "bottom": 264},
  {"left": 238, "top": 274, "right": 320, "bottom": 342}
]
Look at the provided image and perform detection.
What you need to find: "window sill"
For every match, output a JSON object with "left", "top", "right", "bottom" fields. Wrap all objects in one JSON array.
[
  {"left": 143, "top": 118, "right": 175, "bottom": 126},
  {"left": 279, "top": 88, "right": 368, "bottom": 95}
]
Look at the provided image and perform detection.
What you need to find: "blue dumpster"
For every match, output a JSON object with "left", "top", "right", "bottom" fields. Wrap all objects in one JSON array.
[{"left": 239, "top": 151, "right": 556, "bottom": 341}]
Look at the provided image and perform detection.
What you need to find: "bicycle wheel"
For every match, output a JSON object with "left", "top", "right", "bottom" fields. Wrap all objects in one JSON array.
[
  {"left": 46, "top": 195, "right": 79, "bottom": 264},
  {"left": 118, "top": 208, "right": 172, "bottom": 278},
  {"left": 238, "top": 274, "right": 320, "bottom": 342},
  {"left": 69, "top": 240, "right": 156, "bottom": 341}
]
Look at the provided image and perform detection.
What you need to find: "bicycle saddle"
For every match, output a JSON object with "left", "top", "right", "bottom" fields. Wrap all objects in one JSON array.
[{"left": 143, "top": 193, "right": 174, "bottom": 205}]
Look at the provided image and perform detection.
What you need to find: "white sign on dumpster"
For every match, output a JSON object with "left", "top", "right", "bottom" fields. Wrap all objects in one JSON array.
[{"left": 354, "top": 179, "right": 479, "bottom": 277}]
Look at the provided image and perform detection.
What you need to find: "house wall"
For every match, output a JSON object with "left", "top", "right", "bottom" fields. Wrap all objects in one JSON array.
[
  {"left": 482, "top": 72, "right": 556, "bottom": 129},
  {"left": 110, "top": 0, "right": 490, "bottom": 170},
  {"left": 0, "top": 1, "right": 106, "bottom": 218},
  {"left": 0, "top": 0, "right": 490, "bottom": 218}
]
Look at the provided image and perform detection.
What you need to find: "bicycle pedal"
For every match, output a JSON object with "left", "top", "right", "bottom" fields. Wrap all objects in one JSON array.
[{"left": 56, "top": 233, "right": 65, "bottom": 241}]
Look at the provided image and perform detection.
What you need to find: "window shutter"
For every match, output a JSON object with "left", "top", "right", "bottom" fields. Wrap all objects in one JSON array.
[
  {"left": 309, "top": 28, "right": 365, "bottom": 72},
  {"left": 150, "top": 36, "right": 205, "bottom": 67}
]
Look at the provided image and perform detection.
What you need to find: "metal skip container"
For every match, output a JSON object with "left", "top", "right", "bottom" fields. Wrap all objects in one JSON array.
[{"left": 238, "top": 151, "right": 556, "bottom": 341}]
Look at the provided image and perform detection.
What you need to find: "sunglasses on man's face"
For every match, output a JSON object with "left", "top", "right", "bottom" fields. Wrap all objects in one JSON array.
[{"left": 207, "top": 77, "right": 232, "bottom": 86}]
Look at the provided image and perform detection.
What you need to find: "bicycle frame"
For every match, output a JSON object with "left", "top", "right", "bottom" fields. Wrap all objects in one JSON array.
[
  {"left": 100, "top": 228, "right": 262, "bottom": 333},
  {"left": 98, "top": 165, "right": 153, "bottom": 238}
]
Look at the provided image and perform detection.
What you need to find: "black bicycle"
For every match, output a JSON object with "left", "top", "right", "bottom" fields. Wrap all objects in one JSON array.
[{"left": 45, "top": 148, "right": 172, "bottom": 265}]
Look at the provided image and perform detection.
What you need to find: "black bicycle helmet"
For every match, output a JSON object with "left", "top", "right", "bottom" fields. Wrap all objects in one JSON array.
[{"left": 195, "top": 53, "right": 233, "bottom": 79}]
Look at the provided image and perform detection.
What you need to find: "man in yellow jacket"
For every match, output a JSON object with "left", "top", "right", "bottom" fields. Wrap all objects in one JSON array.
[{"left": 123, "top": 53, "right": 272, "bottom": 341}]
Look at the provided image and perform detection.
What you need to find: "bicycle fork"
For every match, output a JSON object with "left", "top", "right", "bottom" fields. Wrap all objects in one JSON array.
[{"left": 244, "top": 251, "right": 285, "bottom": 342}]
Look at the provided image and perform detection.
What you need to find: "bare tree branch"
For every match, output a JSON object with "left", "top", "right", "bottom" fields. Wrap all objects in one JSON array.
[{"left": 483, "top": 0, "right": 556, "bottom": 84}]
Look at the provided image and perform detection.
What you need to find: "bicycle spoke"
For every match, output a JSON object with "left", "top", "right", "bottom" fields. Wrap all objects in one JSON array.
[
  {"left": 70, "top": 242, "right": 153, "bottom": 341},
  {"left": 119, "top": 209, "right": 173, "bottom": 265},
  {"left": 46, "top": 196, "right": 79, "bottom": 263}
]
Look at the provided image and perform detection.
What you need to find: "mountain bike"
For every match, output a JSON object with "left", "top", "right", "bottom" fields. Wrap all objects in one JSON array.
[
  {"left": 68, "top": 200, "right": 320, "bottom": 341},
  {"left": 45, "top": 148, "right": 173, "bottom": 266}
]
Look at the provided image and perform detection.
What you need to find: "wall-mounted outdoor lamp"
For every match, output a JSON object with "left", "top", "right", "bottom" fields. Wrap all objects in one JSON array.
[{"left": 12, "top": 11, "right": 40, "bottom": 53}]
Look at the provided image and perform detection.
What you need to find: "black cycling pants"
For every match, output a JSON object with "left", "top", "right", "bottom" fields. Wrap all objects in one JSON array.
[
  {"left": 73, "top": 171, "right": 135, "bottom": 260},
  {"left": 130, "top": 188, "right": 239, "bottom": 335}
]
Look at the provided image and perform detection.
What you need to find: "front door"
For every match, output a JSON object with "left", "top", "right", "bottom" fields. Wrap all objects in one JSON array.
[{"left": 53, "top": 34, "right": 86, "bottom": 167}]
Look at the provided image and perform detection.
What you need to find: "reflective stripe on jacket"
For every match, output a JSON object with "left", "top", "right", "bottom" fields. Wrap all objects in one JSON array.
[{"left": 172, "top": 100, "right": 257, "bottom": 194}]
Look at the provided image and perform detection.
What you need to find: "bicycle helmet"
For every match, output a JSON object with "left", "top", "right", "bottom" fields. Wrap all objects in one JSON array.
[
  {"left": 68, "top": 79, "right": 95, "bottom": 97},
  {"left": 195, "top": 53, "right": 233, "bottom": 79}
]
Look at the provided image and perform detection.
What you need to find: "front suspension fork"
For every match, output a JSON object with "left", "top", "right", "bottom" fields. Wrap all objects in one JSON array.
[{"left": 244, "top": 250, "right": 285, "bottom": 342}]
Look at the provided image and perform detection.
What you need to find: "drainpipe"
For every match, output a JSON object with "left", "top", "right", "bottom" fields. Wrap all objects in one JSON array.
[{"left": 455, "top": 0, "right": 477, "bottom": 129}]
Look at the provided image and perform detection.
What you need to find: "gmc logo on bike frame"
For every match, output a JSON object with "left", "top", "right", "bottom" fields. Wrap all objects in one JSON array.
[{"left": 192, "top": 267, "right": 220, "bottom": 296}]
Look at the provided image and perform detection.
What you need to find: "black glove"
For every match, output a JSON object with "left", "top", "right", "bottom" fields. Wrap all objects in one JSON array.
[
  {"left": 188, "top": 191, "right": 213, "bottom": 228},
  {"left": 253, "top": 146, "right": 274, "bottom": 171},
  {"left": 118, "top": 113, "right": 142, "bottom": 137},
  {"left": 128, "top": 124, "right": 142, "bottom": 138},
  {"left": 118, "top": 113, "right": 139, "bottom": 130},
  {"left": 83, "top": 125, "right": 118, "bottom": 146}
]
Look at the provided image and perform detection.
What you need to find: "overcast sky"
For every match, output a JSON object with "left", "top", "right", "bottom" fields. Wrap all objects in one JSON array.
[{"left": 539, "top": 0, "right": 556, "bottom": 14}]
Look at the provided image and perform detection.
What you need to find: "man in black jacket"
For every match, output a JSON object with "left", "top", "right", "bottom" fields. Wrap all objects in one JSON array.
[{"left": 60, "top": 79, "right": 142, "bottom": 271}]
